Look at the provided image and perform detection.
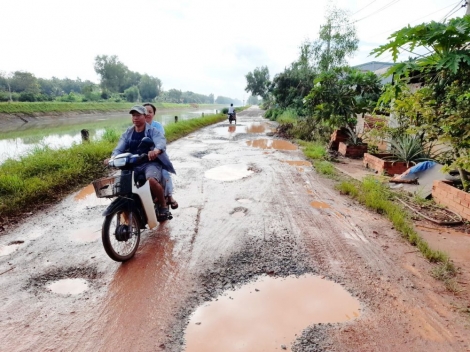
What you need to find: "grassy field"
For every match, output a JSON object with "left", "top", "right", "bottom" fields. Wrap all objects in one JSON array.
[
  {"left": 0, "top": 112, "right": 228, "bottom": 225},
  {"left": 0, "top": 102, "right": 214, "bottom": 115}
]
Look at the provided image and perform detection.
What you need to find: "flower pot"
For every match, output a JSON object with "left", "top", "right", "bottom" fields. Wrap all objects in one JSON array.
[
  {"left": 363, "top": 153, "right": 409, "bottom": 176},
  {"left": 338, "top": 142, "right": 368, "bottom": 158},
  {"left": 329, "top": 128, "right": 349, "bottom": 151}
]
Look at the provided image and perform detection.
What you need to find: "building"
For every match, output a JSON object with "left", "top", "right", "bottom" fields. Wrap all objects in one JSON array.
[{"left": 352, "top": 61, "right": 394, "bottom": 84}]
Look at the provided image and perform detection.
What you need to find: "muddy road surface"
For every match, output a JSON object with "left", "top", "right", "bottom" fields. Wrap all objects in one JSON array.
[{"left": 1, "top": 106, "right": 469, "bottom": 352}]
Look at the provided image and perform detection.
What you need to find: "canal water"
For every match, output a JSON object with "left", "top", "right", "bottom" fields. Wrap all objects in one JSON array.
[{"left": 0, "top": 107, "right": 222, "bottom": 164}]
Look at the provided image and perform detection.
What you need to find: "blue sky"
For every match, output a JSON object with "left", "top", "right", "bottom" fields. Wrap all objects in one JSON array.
[{"left": 1, "top": 0, "right": 466, "bottom": 100}]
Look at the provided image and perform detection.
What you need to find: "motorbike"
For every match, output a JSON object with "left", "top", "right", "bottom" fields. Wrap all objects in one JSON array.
[
  {"left": 92, "top": 137, "right": 172, "bottom": 262},
  {"left": 228, "top": 111, "right": 236, "bottom": 124}
]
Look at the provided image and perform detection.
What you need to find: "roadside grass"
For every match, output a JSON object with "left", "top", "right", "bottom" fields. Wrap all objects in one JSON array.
[
  {"left": 296, "top": 140, "right": 457, "bottom": 288},
  {"left": 0, "top": 102, "right": 215, "bottom": 115},
  {"left": 0, "top": 113, "right": 227, "bottom": 225}
]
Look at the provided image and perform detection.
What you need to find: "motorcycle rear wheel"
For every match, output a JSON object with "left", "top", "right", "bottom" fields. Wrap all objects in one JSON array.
[{"left": 102, "top": 210, "right": 141, "bottom": 262}]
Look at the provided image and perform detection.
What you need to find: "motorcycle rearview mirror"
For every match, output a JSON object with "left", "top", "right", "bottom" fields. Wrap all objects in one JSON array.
[{"left": 138, "top": 137, "right": 155, "bottom": 150}]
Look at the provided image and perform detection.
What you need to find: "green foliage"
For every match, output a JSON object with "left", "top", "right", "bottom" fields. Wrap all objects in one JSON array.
[
  {"left": 386, "top": 135, "right": 434, "bottom": 167},
  {"left": 124, "top": 85, "right": 140, "bottom": 102},
  {"left": 276, "top": 108, "right": 298, "bottom": 124},
  {"left": 245, "top": 66, "right": 270, "bottom": 100},
  {"left": 138, "top": 74, "right": 162, "bottom": 101},
  {"left": 298, "top": 140, "right": 327, "bottom": 160},
  {"left": 264, "top": 108, "right": 283, "bottom": 121},
  {"left": 310, "top": 6, "right": 358, "bottom": 71},
  {"left": 313, "top": 160, "right": 336, "bottom": 176}
]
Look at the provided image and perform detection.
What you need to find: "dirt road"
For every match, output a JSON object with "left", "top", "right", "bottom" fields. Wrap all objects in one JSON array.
[{"left": 0, "top": 106, "right": 469, "bottom": 351}]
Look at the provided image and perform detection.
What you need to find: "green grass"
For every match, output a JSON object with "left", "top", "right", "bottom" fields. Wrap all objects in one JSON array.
[
  {"left": 0, "top": 113, "right": 227, "bottom": 225},
  {"left": 298, "top": 140, "right": 327, "bottom": 160},
  {"left": 0, "top": 102, "right": 215, "bottom": 115}
]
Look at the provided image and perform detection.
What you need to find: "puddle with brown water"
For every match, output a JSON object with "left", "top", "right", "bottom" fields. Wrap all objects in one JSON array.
[
  {"left": 46, "top": 278, "right": 89, "bottom": 295},
  {"left": 245, "top": 123, "right": 268, "bottom": 134},
  {"left": 205, "top": 164, "right": 254, "bottom": 181},
  {"left": 184, "top": 275, "right": 360, "bottom": 351},
  {"left": 74, "top": 184, "right": 95, "bottom": 201},
  {"left": 246, "top": 139, "right": 297, "bottom": 151},
  {"left": 282, "top": 160, "right": 312, "bottom": 167},
  {"left": 310, "top": 201, "right": 331, "bottom": 209}
]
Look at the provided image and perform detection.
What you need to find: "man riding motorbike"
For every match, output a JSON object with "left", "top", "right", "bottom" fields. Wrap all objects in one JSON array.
[
  {"left": 228, "top": 103, "right": 236, "bottom": 123},
  {"left": 104, "top": 105, "right": 175, "bottom": 222}
]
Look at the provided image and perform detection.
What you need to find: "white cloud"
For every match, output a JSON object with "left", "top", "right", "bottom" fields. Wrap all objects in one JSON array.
[{"left": 0, "top": 0, "right": 465, "bottom": 99}]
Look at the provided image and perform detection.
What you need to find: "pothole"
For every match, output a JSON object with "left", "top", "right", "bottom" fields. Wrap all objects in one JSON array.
[
  {"left": 74, "top": 184, "right": 95, "bottom": 201},
  {"left": 26, "top": 266, "right": 100, "bottom": 294},
  {"left": 230, "top": 207, "right": 248, "bottom": 218},
  {"left": 282, "top": 160, "right": 312, "bottom": 167},
  {"left": 236, "top": 198, "right": 253, "bottom": 204},
  {"left": 245, "top": 123, "right": 268, "bottom": 134},
  {"left": 310, "top": 201, "right": 331, "bottom": 209},
  {"left": 184, "top": 275, "right": 361, "bottom": 351},
  {"left": 246, "top": 139, "right": 297, "bottom": 151},
  {"left": 205, "top": 164, "right": 254, "bottom": 181},
  {"left": 46, "top": 278, "right": 89, "bottom": 295},
  {"left": 0, "top": 241, "right": 24, "bottom": 256},
  {"left": 191, "top": 150, "right": 211, "bottom": 158}
]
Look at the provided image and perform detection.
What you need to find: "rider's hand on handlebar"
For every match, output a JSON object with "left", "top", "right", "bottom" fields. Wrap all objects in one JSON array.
[{"left": 103, "top": 158, "right": 111, "bottom": 165}]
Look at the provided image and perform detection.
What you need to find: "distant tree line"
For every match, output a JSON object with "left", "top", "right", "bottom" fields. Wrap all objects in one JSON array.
[{"left": 0, "top": 55, "right": 240, "bottom": 104}]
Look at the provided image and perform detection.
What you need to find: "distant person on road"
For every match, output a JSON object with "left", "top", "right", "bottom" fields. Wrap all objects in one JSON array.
[
  {"left": 228, "top": 103, "right": 235, "bottom": 115},
  {"left": 228, "top": 103, "right": 236, "bottom": 124},
  {"left": 143, "top": 103, "right": 178, "bottom": 210}
]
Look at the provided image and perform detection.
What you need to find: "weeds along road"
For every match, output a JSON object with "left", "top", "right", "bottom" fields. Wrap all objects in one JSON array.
[{"left": 0, "top": 106, "right": 469, "bottom": 352}]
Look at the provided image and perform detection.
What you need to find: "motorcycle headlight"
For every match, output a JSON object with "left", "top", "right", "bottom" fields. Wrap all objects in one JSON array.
[{"left": 110, "top": 156, "right": 127, "bottom": 167}]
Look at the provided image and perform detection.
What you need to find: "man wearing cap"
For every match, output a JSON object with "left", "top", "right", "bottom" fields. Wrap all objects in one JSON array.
[{"left": 105, "top": 105, "right": 175, "bottom": 221}]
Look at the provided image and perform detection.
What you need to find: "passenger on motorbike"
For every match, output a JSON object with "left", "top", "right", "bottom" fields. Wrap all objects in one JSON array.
[
  {"left": 143, "top": 102, "right": 178, "bottom": 210},
  {"left": 104, "top": 105, "right": 175, "bottom": 221}
]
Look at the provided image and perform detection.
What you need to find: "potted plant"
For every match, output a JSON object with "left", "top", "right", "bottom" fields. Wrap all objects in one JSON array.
[{"left": 338, "top": 126, "right": 368, "bottom": 158}]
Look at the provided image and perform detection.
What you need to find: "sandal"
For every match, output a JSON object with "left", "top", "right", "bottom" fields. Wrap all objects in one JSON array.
[
  {"left": 157, "top": 207, "right": 170, "bottom": 222},
  {"left": 167, "top": 197, "right": 179, "bottom": 210}
]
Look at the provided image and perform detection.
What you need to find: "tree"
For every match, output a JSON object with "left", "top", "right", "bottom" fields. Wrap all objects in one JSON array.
[
  {"left": 372, "top": 16, "right": 470, "bottom": 189},
  {"left": 0, "top": 71, "right": 13, "bottom": 101},
  {"left": 168, "top": 89, "right": 182, "bottom": 103},
  {"left": 245, "top": 66, "right": 270, "bottom": 99},
  {"left": 94, "top": 55, "right": 130, "bottom": 93},
  {"left": 139, "top": 74, "right": 162, "bottom": 101},
  {"left": 310, "top": 7, "right": 358, "bottom": 72},
  {"left": 9, "top": 71, "right": 40, "bottom": 94},
  {"left": 124, "top": 86, "right": 140, "bottom": 102}
]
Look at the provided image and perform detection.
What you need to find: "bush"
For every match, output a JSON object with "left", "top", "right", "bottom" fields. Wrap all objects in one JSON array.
[
  {"left": 221, "top": 107, "right": 229, "bottom": 114},
  {"left": 19, "top": 92, "right": 36, "bottom": 102}
]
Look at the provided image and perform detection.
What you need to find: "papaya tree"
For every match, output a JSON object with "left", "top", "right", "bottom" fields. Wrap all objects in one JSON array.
[{"left": 372, "top": 16, "right": 470, "bottom": 190}]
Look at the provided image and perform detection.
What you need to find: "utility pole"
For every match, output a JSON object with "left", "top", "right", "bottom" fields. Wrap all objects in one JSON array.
[{"left": 466, "top": 1, "right": 470, "bottom": 16}]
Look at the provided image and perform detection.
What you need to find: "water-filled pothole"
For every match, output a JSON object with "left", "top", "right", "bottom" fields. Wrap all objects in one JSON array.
[
  {"left": 230, "top": 207, "right": 248, "bottom": 218},
  {"left": 246, "top": 139, "right": 297, "bottom": 151},
  {"left": 0, "top": 242, "right": 23, "bottom": 256},
  {"left": 236, "top": 198, "right": 252, "bottom": 204},
  {"left": 47, "top": 278, "right": 89, "bottom": 295},
  {"left": 74, "top": 184, "right": 95, "bottom": 201},
  {"left": 282, "top": 160, "right": 312, "bottom": 167},
  {"left": 184, "top": 275, "right": 360, "bottom": 351},
  {"left": 310, "top": 201, "right": 331, "bottom": 209},
  {"left": 205, "top": 164, "right": 254, "bottom": 181}
]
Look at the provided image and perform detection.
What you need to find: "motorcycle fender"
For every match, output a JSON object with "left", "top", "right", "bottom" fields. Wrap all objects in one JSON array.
[{"left": 102, "top": 197, "right": 130, "bottom": 216}]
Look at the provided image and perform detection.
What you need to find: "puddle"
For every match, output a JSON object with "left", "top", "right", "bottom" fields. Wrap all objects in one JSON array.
[
  {"left": 46, "top": 278, "right": 89, "bottom": 295},
  {"left": 74, "top": 184, "right": 95, "bottom": 201},
  {"left": 245, "top": 123, "right": 268, "bottom": 134},
  {"left": 282, "top": 160, "right": 312, "bottom": 167},
  {"left": 205, "top": 164, "right": 254, "bottom": 181},
  {"left": 310, "top": 201, "right": 331, "bottom": 209},
  {"left": 231, "top": 212, "right": 246, "bottom": 218},
  {"left": 184, "top": 275, "right": 360, "bottom": 352},
  {"left": 69, "top": 228, "right": 101, "bottom": 243},
  {"left": 246, "top": 139, "right": 297, "bottom": 151},
  {"left": 236, "top": 199, "right": 252, "bottom": 204},
  {"left": 0, "top": 243, "right": 23, "bottom": 256}
]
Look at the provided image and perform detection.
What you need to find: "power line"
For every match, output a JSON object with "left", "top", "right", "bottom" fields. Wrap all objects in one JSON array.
[
  {"left": 353, "top": 0, "right": 402, "bottom": 23},
  {"left": 441, "top": 0, "right": 465, "bottom": 21},
  {"left": 367, "top": 1, "right": 462, "bottom": 39},
  {"left": 351, "top": 0, "right": 379, "bottom": 16}
]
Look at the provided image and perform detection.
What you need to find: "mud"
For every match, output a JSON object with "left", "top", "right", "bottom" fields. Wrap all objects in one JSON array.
[{"left": 1, "top": 107, "right": 470, "bottom": 352}]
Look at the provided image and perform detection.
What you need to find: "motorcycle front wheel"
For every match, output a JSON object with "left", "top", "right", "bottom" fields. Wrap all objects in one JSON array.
[{"left": 102, "top": 210, "right": 141, "bottom": 262}]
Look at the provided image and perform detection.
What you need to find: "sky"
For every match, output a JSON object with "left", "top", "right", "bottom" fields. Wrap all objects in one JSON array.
[{"left": 0, "top": 0, "right": 467, "bottom": 101}]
